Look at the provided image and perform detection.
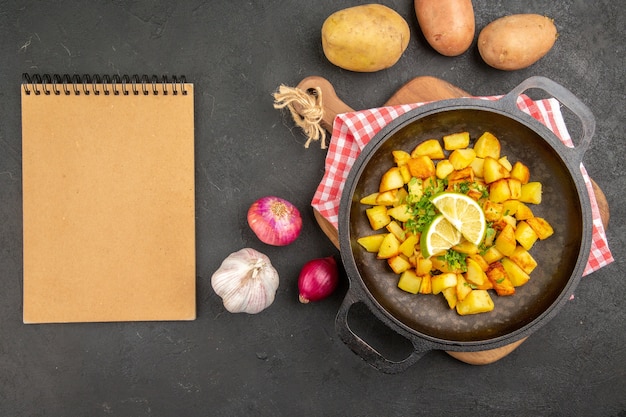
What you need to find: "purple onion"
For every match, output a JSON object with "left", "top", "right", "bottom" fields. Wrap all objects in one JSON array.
[
  {"left": 247, "top": 196, "right": 302, "bottom": 246},
  {"left": 298, "top": 256, "right": 339, "bottom": 303}
]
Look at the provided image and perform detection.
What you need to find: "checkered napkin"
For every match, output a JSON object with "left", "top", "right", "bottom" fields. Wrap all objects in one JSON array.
[{"left": 311, "top": 96, "right": 614, "bottom": 276}]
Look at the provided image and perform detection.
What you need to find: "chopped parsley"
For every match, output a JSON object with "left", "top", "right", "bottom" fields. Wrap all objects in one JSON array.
[
  {"left": 479, "top": 224, "right": 497, "bottom": 253},
  {"left": 453, "top": 180, "right": 489, "bottom": 199},
  {"left": 404, "top": 177, "right": 446, "bottom": 235},
  {"left": 455, "top": 181, "right": 471, "bottom": 194},
  {"left": 438, "top": 249, "right": 468, "bottom": 273}
]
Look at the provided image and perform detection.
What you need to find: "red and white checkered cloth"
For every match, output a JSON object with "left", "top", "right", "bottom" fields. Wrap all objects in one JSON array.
[{"left": 312, "top": 95, "right": 614, "bottom": 276}]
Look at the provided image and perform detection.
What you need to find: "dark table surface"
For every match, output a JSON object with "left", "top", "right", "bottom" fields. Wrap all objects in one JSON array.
[{"left": 1, "top": 1, "right": 625, "bottom": 416}]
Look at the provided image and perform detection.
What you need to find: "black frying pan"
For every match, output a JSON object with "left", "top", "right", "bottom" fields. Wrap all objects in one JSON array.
[{"left": 337, "top": 77, "right": 595, "bottom": 373}]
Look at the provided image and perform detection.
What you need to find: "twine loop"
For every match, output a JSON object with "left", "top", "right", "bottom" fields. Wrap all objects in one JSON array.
[{"left": 273, "top": 85, "right": 327, "bottom": 149}]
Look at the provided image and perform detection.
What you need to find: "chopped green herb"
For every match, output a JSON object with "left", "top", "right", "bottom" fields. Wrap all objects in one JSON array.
[
  {"left": 452, "top": 180, "right": 489, "bottom": 199},
  {"left": 479, "top": 225, "right": 497, "bottom": 253},
  {"left": 456, "top": 181, "right": 471, "bottom": 194},
  {"left": 437, "top": 249, "right": 468, "bottom": 272},
  {"left": 476, "top": 183, "right": 489, "bottom": 199},
  {"left": 404, "top": 177, "right": 446, "bottom": 234}
]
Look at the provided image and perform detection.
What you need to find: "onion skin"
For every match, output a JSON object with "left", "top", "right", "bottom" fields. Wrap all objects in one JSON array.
[
  {"left": 298, "top": 256, "right": 339, "bottom": 303},
  {"left": 247, "top": 196, "right": 302, "bottom": 246}
]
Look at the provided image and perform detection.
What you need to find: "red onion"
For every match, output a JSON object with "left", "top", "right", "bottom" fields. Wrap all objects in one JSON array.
[
  {"left": 298, "top": 256, "right": 339, "bottom": 303},
  {"left": 247, "top": 196, "right": 302, "bottom": 246}
]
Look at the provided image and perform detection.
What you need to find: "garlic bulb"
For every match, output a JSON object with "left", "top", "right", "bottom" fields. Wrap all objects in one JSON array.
[{"left": 211, "top": 248, "right": 279, "bottom": 314}]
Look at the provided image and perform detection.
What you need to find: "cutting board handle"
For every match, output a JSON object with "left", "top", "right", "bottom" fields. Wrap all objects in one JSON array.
[{"left": 296, "top": 76, "right": 355, "bottom": 131}]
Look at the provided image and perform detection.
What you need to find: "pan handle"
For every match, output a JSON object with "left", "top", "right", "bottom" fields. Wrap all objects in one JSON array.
[
  {"left": 334, "top": 288, "right": 432, "bottom": 374},
  {"left": 500, "top": 76, "right": 595, "bottom": 165}
]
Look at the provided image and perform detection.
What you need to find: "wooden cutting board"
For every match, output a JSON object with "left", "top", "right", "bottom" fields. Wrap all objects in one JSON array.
[{"left": 295, "top": 75, "right": 610, "bottom": 365}]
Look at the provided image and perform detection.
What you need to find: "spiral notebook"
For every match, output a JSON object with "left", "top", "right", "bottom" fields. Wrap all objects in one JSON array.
[{"left": 21, "top": 74, "right": 196, "bottom": 323}]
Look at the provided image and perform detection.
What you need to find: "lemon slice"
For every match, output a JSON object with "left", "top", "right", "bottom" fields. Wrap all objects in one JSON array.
[
  {"left": 420, "top": 214, "right": 462, "bottom": 258},
  {"left": 431, "top": 192, "right": 486, "bottom": 246}
]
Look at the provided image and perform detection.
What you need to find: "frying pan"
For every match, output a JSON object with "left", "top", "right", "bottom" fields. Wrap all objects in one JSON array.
[{"left": 337, "top": 76, "right": 595, "bottom": 373}]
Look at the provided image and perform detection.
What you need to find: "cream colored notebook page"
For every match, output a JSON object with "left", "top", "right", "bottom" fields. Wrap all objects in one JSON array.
[{"left": 22, "top": 74, "right": 196, "bottom": 323}]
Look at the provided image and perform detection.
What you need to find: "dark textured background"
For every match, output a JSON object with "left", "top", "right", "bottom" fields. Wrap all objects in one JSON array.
[{"left": 1, "top": 1, "right": 624, "bottom": 416}]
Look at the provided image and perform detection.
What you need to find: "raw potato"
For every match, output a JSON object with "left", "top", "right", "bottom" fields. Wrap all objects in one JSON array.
[
  {"left": 414, "top": 0, "right": 475, "bottom": 56},
  {"left": 478, "top": 14, "right": 558, "bottom": 70},
  {"left": 321, "top": 4, "right": 410, "bottom": 72}
]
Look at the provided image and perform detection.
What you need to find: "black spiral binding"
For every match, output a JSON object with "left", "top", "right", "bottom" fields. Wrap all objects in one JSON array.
[{"left": 22, "top": 73, "right": 188, "bottom": 96}]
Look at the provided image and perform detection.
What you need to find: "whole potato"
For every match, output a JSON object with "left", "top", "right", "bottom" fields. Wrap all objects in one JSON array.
[
  {"left": 414, "top": 0, "right": 475, "bottom": 57},
  {"left": 478, "top": 14, "right": 557, "bottom": 70},
  {"left": 321, "top": 4, "right": 410, "bottom": 72}
]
